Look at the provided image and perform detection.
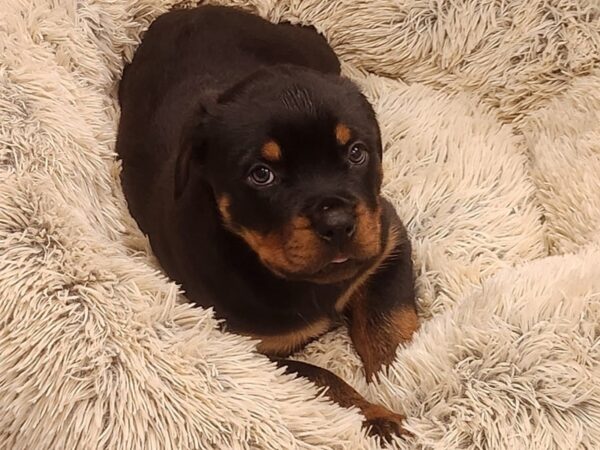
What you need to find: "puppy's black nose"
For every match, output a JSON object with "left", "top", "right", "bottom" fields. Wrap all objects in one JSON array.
[{"left": 311, "top": 198, "right": 356, "bottom": 247}]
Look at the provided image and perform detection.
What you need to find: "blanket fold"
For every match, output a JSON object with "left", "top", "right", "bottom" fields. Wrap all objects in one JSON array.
[{"left": 1, "top": 0, "right": 599, "bottom": 448}]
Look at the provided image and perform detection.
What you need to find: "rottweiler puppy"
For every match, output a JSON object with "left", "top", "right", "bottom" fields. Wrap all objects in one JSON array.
[{"left": 117, "top": 5, "right": 418, "bottom": 441}]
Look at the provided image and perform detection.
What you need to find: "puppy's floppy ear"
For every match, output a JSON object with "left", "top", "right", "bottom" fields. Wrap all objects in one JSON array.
[{"left": 174, "top": 104, "right": 209, "bottom": 199}]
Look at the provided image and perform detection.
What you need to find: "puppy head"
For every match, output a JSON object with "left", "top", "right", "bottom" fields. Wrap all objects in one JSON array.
[{"left": 176, "top": 66, "right": 384, "bottom": 284}]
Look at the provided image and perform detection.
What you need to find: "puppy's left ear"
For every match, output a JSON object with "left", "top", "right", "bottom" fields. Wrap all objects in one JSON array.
[{"left": 174, "top": 105, "right": 209, "bottom": 199}]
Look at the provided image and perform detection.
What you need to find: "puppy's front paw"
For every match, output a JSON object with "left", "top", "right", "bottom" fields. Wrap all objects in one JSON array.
[{"left": 363, "top": 404, "right": 409, "bottom": 442}]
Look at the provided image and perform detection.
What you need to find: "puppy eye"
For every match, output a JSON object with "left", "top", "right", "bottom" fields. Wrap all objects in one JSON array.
[
  {"left": 248, "top": 165, "right": 276, "bottom": 187},
  {"left": 347, "top": 141, "right": 368, "bottom": 165}
]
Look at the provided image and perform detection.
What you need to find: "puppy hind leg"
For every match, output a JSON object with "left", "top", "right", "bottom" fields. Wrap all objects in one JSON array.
[{"left": 273, "top": 358, "right": 408, "bottom": 441}]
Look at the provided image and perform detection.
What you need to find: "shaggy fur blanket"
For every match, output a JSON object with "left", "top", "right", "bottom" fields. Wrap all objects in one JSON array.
[{"left": 1, "top": 0, "right": 600, "bottom": 448}]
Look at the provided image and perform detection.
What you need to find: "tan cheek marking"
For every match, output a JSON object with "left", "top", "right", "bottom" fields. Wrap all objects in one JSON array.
[
  {"left": 354, "top": 202, "right": 383, "bottom": 258},
  {"left": 290, "top": 215, "right": 311, "bottom": 230},
  {"left": 239, "top": 225, "right": 305, "bottom": 277},
  {"left": 239, "top": 216, "right": 322, "bottom": 275},
  {"left": 231, "top": 214, "right": 323, "bottom": 277},
  {"left": 335, "top": 123, "right": 352, "bottom": 145},
  {"left": 239, "top": 228, "right": 286, "bottom": 269},
  {"left": 217, "top": 194, "right": 233, "bottom": 225},
  {"left": 334, "top": 222, "right": 397, "bottom": 313},
  {"left": 261, "top": 140, "right": 282, "bottom": 161},
  {"left": 286, "top": 216, "right": 321, "bottom": 263},
  {"left": 250, "top": 318, "right": 332, "bottom": 356}
]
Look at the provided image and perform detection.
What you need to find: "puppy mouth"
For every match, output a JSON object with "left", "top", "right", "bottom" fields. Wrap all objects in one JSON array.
[
  {"left": 331, "top": 256, "right": 350, "bottom": 264},
  {"left": 320, "top": 258, "right": 358, "bottom": 275},
  {"left": 309, "top": 256, "right": 363, "bottom": 283},
  {"left": 280, "top": 254, "right": 367, "bottom": 284}
]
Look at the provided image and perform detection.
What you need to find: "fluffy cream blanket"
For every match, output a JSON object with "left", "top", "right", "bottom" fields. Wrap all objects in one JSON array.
[{"left": 1, "top": 0, "right": 600, "bottom": 448}]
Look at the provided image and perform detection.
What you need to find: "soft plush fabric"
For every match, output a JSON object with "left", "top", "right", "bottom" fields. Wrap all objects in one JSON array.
[{"left": 1, "top": 0, "right": 599, "bottom": 448}]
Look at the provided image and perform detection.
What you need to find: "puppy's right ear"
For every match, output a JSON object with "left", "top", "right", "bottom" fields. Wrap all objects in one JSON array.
[{"left": 174, "top": 105, "right": 209, "bottom": 199}]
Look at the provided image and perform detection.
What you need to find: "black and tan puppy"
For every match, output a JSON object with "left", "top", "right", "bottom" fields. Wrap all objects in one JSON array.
[{"left": 117, "top": 5, "right": 418, "bottom": 440}]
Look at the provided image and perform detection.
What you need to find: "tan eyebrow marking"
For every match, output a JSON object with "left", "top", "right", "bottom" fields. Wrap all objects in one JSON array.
[
  {"left": 261, "top": 140, "right": 282, "bottom": 161},
  {"left": 335, "top": 123, "right": 352, "bottom": 145}
]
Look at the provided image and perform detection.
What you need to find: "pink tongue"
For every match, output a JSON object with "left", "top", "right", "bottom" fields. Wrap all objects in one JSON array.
[{"left": 331, "top": 257, "right": 349, "bottom": 264}]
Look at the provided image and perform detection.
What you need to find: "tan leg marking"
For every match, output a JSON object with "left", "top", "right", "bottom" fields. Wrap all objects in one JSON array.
[{"left": 350, "top": 300, "right": 418, "bottom": 380}]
